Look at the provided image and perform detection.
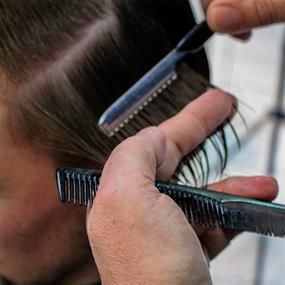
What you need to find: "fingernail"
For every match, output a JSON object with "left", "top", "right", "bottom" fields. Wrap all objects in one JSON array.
[{"left": 208, "top": 6, "right": 241, "bottom": 32}]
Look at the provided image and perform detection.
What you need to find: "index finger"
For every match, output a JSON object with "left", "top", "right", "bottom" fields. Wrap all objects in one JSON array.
[
  {"left": 159, "top": 89, "right": 235, "bottom": 163},
  {"left": 98, "top": 90, "right": 235, "bottom": 199}
]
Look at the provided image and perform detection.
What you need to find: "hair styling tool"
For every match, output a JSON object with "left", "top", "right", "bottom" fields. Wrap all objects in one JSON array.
[
  {"left": 98, "top": 21, "right": 241, "bottom": 186},
  {"left": 99, "top": 20, "right": 213, "bottom": 137},
  {"left": 56, "top": 167, "right": 285, "bottom": 237}
]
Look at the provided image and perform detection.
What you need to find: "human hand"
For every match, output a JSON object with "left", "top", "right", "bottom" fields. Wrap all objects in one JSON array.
[
  {"left": 87, "top": 90, "right": 278, "bottom": 284},
  {"left": 203, "top": 0, "right": 285, "bottom": 38}
]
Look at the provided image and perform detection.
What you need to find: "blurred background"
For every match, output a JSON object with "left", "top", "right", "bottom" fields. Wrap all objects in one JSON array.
[{"left": 190, "top": 1, "right": 285, "bottom": 284}]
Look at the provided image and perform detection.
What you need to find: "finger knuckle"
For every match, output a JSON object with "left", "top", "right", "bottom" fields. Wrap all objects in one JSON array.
[
  {"left": 252, "top": 0, "right": 279, "bottom": 25},
  {"left": 184, "top": 106, "right": 209, "bottom": 137},
  {"left": 109, "top": 136, "right": 143, "bottom": 162}
]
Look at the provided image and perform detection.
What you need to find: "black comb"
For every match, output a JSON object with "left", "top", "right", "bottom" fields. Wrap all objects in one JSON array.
[{"left": 56, "top": 168, "right": 285, "bottom": 237}]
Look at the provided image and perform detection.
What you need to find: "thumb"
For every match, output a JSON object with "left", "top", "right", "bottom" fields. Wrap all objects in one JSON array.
[{"left": 207, "top": 0, "right": 285, "bottom": 33}]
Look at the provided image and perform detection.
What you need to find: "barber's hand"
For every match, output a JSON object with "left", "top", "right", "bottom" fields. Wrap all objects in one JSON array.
[
  {"left": 87, "top": 90, "right": 278, "bottom": 284},
  {"left": 203, "top": 0, "right": 285, "bottom": 38}
]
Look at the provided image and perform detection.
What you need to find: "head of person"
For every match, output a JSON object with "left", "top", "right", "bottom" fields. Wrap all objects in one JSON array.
[{"left": 0, "top": 1, "right": 210, "bottom": 284}]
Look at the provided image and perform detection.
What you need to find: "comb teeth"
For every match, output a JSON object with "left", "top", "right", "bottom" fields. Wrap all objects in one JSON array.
[
  {"left": 103, "top": 63, "right": 211, "bottom": 140},
  {"left": 57, "top": 168, "right": 101, "bottom": 207},
  {"left": 109, "top": 72, "right": 179, "bottom": 137},
  {"left": 56, "top": 168, "right": 227, "bottom": 228},
  {"left": 155, "top": 183, "right": 244, "bottom": 230},
  {"left": 56, "top": 168, "right": 285, "bottom": 237},
  {"left": 156, "top": 184, "right": 224, "bottom": 228}
]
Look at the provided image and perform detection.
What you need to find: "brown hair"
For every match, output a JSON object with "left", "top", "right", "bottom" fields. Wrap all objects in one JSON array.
[{"left": 0, "top": 0, "right": 206, "bottom": 168}]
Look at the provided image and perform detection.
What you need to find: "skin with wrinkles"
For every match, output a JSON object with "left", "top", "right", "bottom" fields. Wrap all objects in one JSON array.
[{"left": 87, "top": 90, "right": 278, "bottom": 285}]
